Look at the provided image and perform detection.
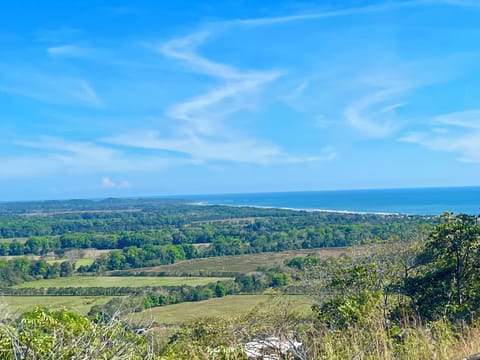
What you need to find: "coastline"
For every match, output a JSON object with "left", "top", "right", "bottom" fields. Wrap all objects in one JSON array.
[
  {"left": 188, "top": 202, "right": 406, "bottom": 217},
  {"left": 183, "top": 187, "right": 480, "bottom": 216}
]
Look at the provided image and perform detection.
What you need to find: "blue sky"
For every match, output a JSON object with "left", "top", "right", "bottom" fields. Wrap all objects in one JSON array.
[{"left": 1, "top": 0, "right": 480, "bottom": 201}]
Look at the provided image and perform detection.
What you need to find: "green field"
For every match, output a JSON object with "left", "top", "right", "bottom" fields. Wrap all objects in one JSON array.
[
  {"left": 119, "top": 247, "right": 362, "bottom": 275},
  {"left": 13, "top": 276, "right": 232, "bottom": 289},
  {"left": 131, "top": 294, "right": 314, "bottom": 325},
  {"left": 75, "top": 258, "right": 95, "bottom": 266},
  {"left": 0, "top": 296, "right": 114, "bottom": 317}
]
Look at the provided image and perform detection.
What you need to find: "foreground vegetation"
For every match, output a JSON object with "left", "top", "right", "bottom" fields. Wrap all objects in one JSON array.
[{"left": 2, "top": 296, "right": 480, "bottom": 359}]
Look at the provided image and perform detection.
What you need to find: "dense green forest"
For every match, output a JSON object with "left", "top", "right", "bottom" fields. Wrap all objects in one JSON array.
[{"left": 0, "top": 198, "right": 434, "bottom": 285}]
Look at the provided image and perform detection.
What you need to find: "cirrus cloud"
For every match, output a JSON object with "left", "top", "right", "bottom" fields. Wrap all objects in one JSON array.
[{"left": 400, "top": 109, "right": 480, "bottom": 163}]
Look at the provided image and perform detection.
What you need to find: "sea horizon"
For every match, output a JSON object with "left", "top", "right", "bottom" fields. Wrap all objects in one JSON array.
[
  {"left": 1, "top": 185, "right": 479, "bottom": 216},
  {"left": 177, "top": 186, "right": 480, "bottom": 216}
]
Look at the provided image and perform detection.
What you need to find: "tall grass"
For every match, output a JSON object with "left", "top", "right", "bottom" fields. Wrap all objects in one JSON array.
[
  {"left": 161, "top": 298, "right": 480, "bottom": 360},
  {"left": 309, "top": 318, "right": 457, "bottom": 359}
]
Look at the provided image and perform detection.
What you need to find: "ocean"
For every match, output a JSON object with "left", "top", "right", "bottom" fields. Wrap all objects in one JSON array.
[{"left": 180, "top": 187, "right": 480, "bottom": 216}]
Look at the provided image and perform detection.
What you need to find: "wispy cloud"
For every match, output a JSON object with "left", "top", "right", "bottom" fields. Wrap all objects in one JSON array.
[
  {"left": 104, "top": 131, "right": 334, "bottom": 164},
  {"left": 47, "top": 44, "right": 97, "bottom": 58},
  {"left": 104, "top": 131, "right": 281, "bottom": 164},
  {"left": 287, "top": 52, "right": 470, "bottom": 138},
  {"left": 114, "top": 30, "right": 326, "bottom": 164},
  {"left": 166, "top": 75, "right": 279, "bottom": 135},
  {"left": 0, "top": 155, "right": 64, "bottom": 179},
  {"left": 434, "top": 109, "right": 480, "bottom": 128},
  {"left": 400, "top": 109, "right": 480, "bottom": 162},
  {"left": 225, "top": 1, "right": 430, "bottom": 27},
  {"left": 437, "top": 0, "right": 480, "bottom": 8},
  {"left": 159, "top": 32, "right": 282, "bottom": 134},
  {"left": 159, "top": 31, "right": 243, "bottom": 79},
  {"left": 0, "top": 137, "right": 179, "bottom": 179},
  {"left": 281, "top": 69, "right": 415, "bottom": 139},
  {"left": 345, "top": 88, "right": 407, "bottom": 138},
  {"left": 224, "top": 0, "right": 480, "bottom": 28},
  {"left": 101, "top": 176, "right": 131, "bottom": 189},
  {"left": 135, "top": 0, "right": 473, "bottom": 159},
  {"left": 0, "top": 65, "right": 101, "bottom": 106}
]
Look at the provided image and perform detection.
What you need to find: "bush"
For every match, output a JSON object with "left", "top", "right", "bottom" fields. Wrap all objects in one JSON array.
[{"left": 0, "top": 307, "right": 153, "bottom": 359}]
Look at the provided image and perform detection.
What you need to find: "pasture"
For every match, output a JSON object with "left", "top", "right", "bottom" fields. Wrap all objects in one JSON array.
[
  {"left": 13, "top": 276, "right": 232, "bottom": 289},
  {"left": 0, "top": 295, "right": 114, "bottom": 317},
  {"left": 1, "top": 248, "right": 108, "bottom": 265},
  {"left": 118, "top": 246, "right": 362, "bottom": 275},
  {"left": 0, "top": 237, "right": 28, "bottom": 243},
  {"left": 131, "top": 294, "right": 314, "bottom": 325}
]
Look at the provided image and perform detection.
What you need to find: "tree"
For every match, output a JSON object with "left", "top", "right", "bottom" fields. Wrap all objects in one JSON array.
[
  {"left": 107, "top": 250, "right": 126, "bottom": 270},
  {"left": 313, "top": 262, "right": 383, "bottom": 329},
  {"left": 214, "top": 282, "right": 227, "bottom": 297},
  {"left": 405, "top": 213, "right": 480, "bottom": 321},
  {"left": 9, "top": 241, "right": 24, "bottom": 255},
  {"left": 59, "top": 261, "right": 74, "bottom": 277}
]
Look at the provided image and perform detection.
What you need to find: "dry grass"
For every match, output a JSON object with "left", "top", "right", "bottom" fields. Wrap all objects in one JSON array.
[
  {"left": 0, "top": 248, "right": 109, "bottom": 264},
  {"left": 0, "top": 295, "right": 114, "bottom": 317},
  {"left": 131, "top": 294, "right": 313, "bottom": 326},
  {"left": 117, "top": 246, "right": 367, "bottom": 275},
  {"left": 0, "top": 255, "right": 41, "bottom": 261},
  {"left": 158, "top": 298, "right": 480, "bottom": 360},
  {"left": 0, "top": 237, "right": 28, "bottom": 243},
  {"left": 449, "top": 326, "right": 480, "bottom": 360},
  {"left": 63, "top": 248, "right": 111, "bottom": 260}
]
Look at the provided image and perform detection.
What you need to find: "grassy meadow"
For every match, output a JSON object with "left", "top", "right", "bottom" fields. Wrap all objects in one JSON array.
[
  {"left": 131, "top": 294, "right": 314, "bottom": 325},
  {"left": 13, "top": 276, "right": 232, "bottom": 288},
  {"left": 118, "top": 246, "right": 363, "bottom": 275},
  {"left": 0, "top": 295, "right": 114, "bottom": 317},
  {"left": 0, "top": 237, "right": 28, "bottom": 243},
  {"left": 2, "top": 245, "right": 369, "bottom": 328}
]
